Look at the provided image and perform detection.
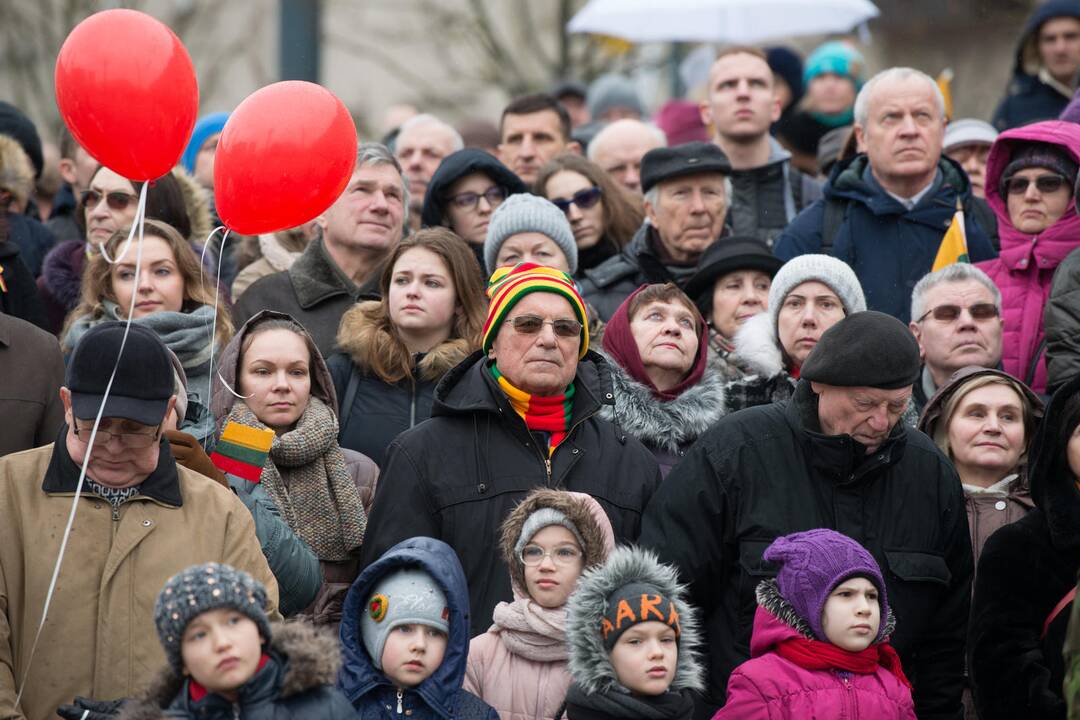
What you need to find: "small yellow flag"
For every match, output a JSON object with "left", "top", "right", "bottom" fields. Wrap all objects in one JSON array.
[
  {"left": 937, "top": 68, "right": 954, "bottom": 122},
  {"left": 932, "top": 199, "right": 969, "bottom": 272}
]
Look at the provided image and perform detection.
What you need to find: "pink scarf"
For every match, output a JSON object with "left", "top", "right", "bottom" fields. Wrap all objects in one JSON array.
[{"left": 491, "top": 598, "right": 569, "bottom": 662}]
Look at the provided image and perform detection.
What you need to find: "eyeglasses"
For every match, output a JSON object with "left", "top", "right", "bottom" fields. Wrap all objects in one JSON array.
[
  {"left": 72, "top": 422, "right": 161, "bottom": 448},
  {"left": 448, "top": 186, "right": 507, "bottom": 211},
  {"left": 916, "top": 302, "right": 1000, "bottom": 323},
  {"left": 520, "top": 544, "right": 583, "bottom": 566},
  {"left": 1003, "top": 174, "right": 1070, "bottom": 195},
  {"left": 81, "top": 189, "right": 139, "bottom": 212},
  {"left": 506, "top": 314, "right": 582, "bottom": 338},
  {"left": 550, "top": 187, "right": 602, "bottom": 215}
]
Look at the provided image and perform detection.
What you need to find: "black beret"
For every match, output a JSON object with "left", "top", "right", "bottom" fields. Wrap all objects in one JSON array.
[
  {"left": 641, "top": 141, "right": 730, "bottom": 193},
  {"left": 801, "top": 311, "right": 921, "bottom": 390}
]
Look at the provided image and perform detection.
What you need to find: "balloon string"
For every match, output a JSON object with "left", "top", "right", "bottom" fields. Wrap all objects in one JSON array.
[
  {"left": 96, "top": 184, "right": 147, "bottom": 265},
  {"left": 198, "top": 226, "right": 231, "bottom": 449},
  {"left": 15, "top": 185, "right": 148, "bottom": 706}
]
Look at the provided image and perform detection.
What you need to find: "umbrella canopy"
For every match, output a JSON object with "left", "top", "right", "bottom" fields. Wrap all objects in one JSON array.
[{"left": 568, "top": 0, "right": 880, "bottom": 44}]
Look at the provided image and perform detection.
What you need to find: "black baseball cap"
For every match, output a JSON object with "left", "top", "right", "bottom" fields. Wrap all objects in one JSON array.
[
  {"left": 66, "top": 322, "right": 175, "bottom": 425},
  {"left": 641, "top": 141, "right": 731, "bottom": 193}
]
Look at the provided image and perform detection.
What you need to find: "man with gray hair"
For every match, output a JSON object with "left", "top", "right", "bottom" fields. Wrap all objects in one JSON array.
[
  {"left": 234, "top": 142, "right": 408, "bottom": 356},
  {"left": 775, "top": 67, "right": 997, "bottom": 323},
  {"left": 909, "top": 263, "right": 1004, "bottom": 412},
  {"left": 393, "top": 113, "right": 463, "bottom": 230},
  {"left": 587, "top": 118, "right": 666, "bottom": 194}
]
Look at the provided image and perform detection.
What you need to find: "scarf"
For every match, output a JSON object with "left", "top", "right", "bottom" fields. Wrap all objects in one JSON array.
[
  {"left": 491, "top": 598, "right": 569, "bottom": 662},
  {"left": 563, "top": 684, "right": 694, "bottom": 720},
  {"left": 774, "top": 635, "right": 912, "bottom": 689},
  {"left": 225, "top": 397, "right": 366, "bottom": 562},
  {"left": 489, "top": 363, "right": 574, "bottom": 457}
]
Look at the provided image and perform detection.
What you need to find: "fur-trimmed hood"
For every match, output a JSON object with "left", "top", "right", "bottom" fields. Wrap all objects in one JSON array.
[
  {"left": 118, "top": 621, "right": 341, "bottom": 719},
  {"left": 336, "top": 300, "right": 473, "bottom": 383},
  {"left": 0, "top": 133, "right": 33, "bottom": 206},
  {"left": 752, "top": 579, "right": 896, "bottom": 656},
  {"left": 170, "top": 167, "right": 213, "bottom": 245},
  {"left": 566, "top": 546, "right": 704, "bottom": 696},
  {"left": 498, "top": 489, "right": 616, "bottom": 599},
  {"left": 732, "top": 311, "right": 785, "bottom": 378},
  {"left": 598, "top": 351, "right": 726, "bottom": 453}
]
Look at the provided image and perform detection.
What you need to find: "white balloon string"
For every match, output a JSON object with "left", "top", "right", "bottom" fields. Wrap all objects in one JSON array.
[
  {"left": 15, "top": 188, "right": 147, "bottom": 706},
  {"left": 96, "top": 183, "right": 148, "bottom": 265},
  {"left": 198, "top": 226, "right": 230, "bottom": 448}
]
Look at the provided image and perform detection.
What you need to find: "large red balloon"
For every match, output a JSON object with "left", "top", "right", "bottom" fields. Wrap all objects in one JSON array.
[
  {"left": 214, "top": 82, "right": 358, "bottom": 235},
  {"left": 55, "top": 9, "right": 198, "bottom": 182}
]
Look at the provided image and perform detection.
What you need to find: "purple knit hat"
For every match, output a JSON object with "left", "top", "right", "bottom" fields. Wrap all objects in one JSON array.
[{"left": 763, "top": 529, "right": 888, "bottom": 643}]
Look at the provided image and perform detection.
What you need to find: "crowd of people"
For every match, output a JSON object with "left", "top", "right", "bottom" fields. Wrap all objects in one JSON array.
[{"left": 4, "top": 5, "right": 1080, "bottom": 720}]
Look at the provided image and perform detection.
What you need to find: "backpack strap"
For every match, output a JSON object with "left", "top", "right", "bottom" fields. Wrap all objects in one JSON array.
[
  {"left": 1042, "top": 586, "right": 1076, "bottom": 640},
  {"left": 339, "top": 367, "right": 362, "bottom": 434},
  {"left": 820, "top": 197, "right": 848, "bottom": 256},
  {"left": 788, "top": 165, "right": 804, "bottom": 213}
]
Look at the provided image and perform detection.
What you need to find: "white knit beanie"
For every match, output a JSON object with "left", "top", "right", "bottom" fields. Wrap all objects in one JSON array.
[
  {"left": 768, "top": 254, "right": 867, "bottom": 330},
  {"left": 484, "top": 193, "right": 578, "bottom": 276}
]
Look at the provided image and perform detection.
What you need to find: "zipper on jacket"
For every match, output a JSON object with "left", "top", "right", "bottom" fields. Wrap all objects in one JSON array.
[
  {"left": 232, "top": 702, "right": 240, "bottom": 719},
  {"left": 409, "top": 383, "right": 417, "bottom": 428},
  {"left": 396, "top": 688, "right": 404, "bottom": 714}
]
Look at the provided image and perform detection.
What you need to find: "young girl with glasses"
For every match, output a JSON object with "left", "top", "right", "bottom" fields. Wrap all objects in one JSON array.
[{"left": 465, "top": 488, "right": 615, "bottom": 720}]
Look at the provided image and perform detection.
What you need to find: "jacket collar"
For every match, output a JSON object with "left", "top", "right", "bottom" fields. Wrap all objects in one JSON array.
[
  {"left": 825, "top": 153, "right": 971, "bottom": 226},
  {"left": 287, "top": 237, "right": 360, "bottom": 309},
  {"left": 784, "top": 380, "right": 907, "bottom": 485},
  {"left": 41, "top": 425, "right": 183, "bottom": 507}
]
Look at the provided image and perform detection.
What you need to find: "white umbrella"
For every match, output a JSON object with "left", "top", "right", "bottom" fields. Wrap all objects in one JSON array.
[{"left": 567, "top": 0, "right": 880, "bottom": 44}]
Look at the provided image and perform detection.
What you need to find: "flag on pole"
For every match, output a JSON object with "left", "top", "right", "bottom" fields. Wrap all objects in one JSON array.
[
  {"left": 937, "top": 68, "right": 954, "bottom": 122},
  {"left": 932, "top": 197, "right": 969, "bottom": 272}
]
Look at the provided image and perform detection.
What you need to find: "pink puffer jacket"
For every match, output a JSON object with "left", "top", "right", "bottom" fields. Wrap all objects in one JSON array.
[
  {"left": 713, "top": 605, "right": 916, "bottom": 720},
  {"left": 464, "top": 493, "right": 615, "bottom": 720},
  {"left": 975, "top": 120, "right": 1080, "bottom": 394}
]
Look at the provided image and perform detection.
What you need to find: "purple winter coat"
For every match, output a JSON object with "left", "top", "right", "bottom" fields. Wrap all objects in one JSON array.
[
  {"left": 975, "top": 120, "right": 1080, "bottom": 394},
  {"left": 713, "top": 603, "right": 916, "bottom": 720}
]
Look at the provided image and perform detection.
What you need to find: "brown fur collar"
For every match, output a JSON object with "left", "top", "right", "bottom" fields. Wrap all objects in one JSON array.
[
  {"left": 0, "top": 134, "right": 33, "bottom": 206},
  {"left": 118, "top": 621, "right": 340, "bottom": 720},
  {"left": 336, "top": 300, "right": 472, "bottom": 382}
]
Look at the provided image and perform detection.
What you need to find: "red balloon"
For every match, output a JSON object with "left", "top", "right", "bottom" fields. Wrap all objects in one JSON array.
[
  {"left": 214, "top": 82, "right": 359, "bottom": 235},
  {"left": 55, "top": 9, "right": 198, "bottom": 182}
]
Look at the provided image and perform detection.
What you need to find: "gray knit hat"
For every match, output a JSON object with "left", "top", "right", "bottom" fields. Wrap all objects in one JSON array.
[
  {"left": 513, "top": 507, "right": 587, "bottom": 562},
  {"left": 361, "top": 568, "right": 449, "bottom": 670},
  {"left": 768, "top": 254, "right": 866, "bottom": 330},
  {"left": 154, "top": 563, "right": 272, "bottom": 672},
  {"left": 484, "top": 193, "right": 578, "bottom": 276},
  {"left": 587, "top": 73, "right": 645, "bottom": 121}
]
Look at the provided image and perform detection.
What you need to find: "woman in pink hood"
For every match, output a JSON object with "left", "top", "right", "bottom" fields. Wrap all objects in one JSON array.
[
  {"left": 465, "top": 489, "right": 615, "bottom": 720},
  {"left": 975, "top": 120, "right": 1080, "bottom": 394},
  {"left": 713, "top": 529, "right": 916, "bottom": 720}
]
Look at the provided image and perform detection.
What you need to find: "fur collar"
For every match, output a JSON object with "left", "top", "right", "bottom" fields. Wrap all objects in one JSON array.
[
  {"left": 118, "top": 622, "right": 340, "bottom": 720},
  {"left": 0, "top": 134, "right": 33, "bottom": 205},
  {"left": 755, "top": 579, "right": 897, "bottom": 641},
  {"left": 733, "top": 312, "right": 784, "bottom": 378},
  {"left": 599, "top": 353, "right": 726, "bottom": 453},
  {"left": 566, "top": 547, "right": 704, "bottom": 696},
  {"left": 336, "top": 300, "right": 473, "bottom": 382},
  {"left": 258, "top": 232, "right": 303, "bottom": 272},
  {"left": 171, "top": 168, "right": 212, "bottom": 244},
  {"left": 41, "top": 239, "right": 85, "bottom": 310}
]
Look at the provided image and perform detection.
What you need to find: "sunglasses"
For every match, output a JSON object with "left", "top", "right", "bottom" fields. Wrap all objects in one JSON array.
[
  {"left": 81, "top": 189, "right": 139, "bottom": 212},
  {"left": 1003, "top": 174, "right": 1070, "bottom": 195},
  {"left": 916, "top": 302, "right": 1000, "bottom": 323},
  {"left": 506, "top": 314, "right": 582, "bottom": 338},
  {"left": 550, "top": 186, "right": 602, "bottom": 215},
  {"left": 449, "top": 186, "right": 507, "bottom": 211}
]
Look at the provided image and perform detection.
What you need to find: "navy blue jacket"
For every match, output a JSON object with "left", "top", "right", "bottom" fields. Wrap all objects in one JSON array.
[
  {"left": 773, "top": 154, "right": 997, "bottom": 323},
  {"left": 339, "top": 537, "right": 499, "bottom": 720},
  {"left": 992, "top": 0, "right": 1080, "bottom": 130}
]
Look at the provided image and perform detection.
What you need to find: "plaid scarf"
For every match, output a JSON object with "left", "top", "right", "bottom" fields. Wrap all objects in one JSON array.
[{"left": 489, "top": 363, "right": 575, "bottom": 458}]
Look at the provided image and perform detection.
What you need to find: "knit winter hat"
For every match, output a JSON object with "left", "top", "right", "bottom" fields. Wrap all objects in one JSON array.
[
  {"left": 767, "top": 254, "right": 866, "bottom": 331},
  {"left": 803, "top": 42, "right": 866, "bottom": 89},
  {"left": 601, "top": 582, "right": 681, "bottom": 651},
  {"left": 587, "top": 73, "right": 645, "bottom": 121},
  {"left": 766, "top": 46, "right": 805, "bottom": 104},
  {"left": 1000, "top": 141, "right": 1080, "bottom": 196},
  {"left": 763, "top": 529, "right": 888, "bottom": 643},
  {"left": 181, "top": 112, "right": 229, "bottom": 175},
  {"left": 483, "top": 263, "right": 590, "bottom": 359},
  {"left": 484, "top": 193, "right": 578, "bottom": 276},
  {"left": 154, "top": 563, "right": 272, "bottom": 673},
  {"left": 514, "top": 507, "right": 588, "bottom": 561},
  {"left": 360, "top": 567, "right": 449, "bottom": 671}
]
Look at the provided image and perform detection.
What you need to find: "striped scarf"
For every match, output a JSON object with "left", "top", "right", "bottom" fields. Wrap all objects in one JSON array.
[{"left": 489, "top": 363, "right": 575, "bottom": 457}]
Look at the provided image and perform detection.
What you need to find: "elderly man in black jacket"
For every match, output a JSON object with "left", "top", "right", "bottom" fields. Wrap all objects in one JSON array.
[
  {"left": 639, "top": 311, "right": 973, "bottom": 720},
  {"left": 358, "top": 263, "right": 663, "bottom": 636}
]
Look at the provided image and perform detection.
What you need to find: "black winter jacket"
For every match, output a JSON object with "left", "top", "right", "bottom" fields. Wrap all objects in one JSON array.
[
  {"left": 0, "top": 239, "right": 46, "bottom": 329},
  {"left": 1045, "top": 244, "right": 1080, "bottom": 393},
  {"left": 968, "top": 374, "right": 1080, "bottom": 720},
  {"left": 638, "top": 380, "right": 973, "bottom": 720},
  {"left": 357, "top": 350, "right": 663, "bottom": 636}
]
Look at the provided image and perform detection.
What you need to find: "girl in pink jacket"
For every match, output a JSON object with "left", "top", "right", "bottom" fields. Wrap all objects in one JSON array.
[
  {"left": 465, "top": 489, "right": 615, "bottom": 720},
  {"left": 714, "top": 529, "right": 916, "bottom": 720}
]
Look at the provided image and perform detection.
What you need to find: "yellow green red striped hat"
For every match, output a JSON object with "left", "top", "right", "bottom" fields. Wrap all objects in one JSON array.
[{"left": 483, "top": 263, "right": 589, "bottom": 359}]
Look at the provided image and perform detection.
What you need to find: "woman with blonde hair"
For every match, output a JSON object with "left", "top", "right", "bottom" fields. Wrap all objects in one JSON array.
[
  {"left": 327, "top": 227, "right": 486, "bottom": 467},
  {"left": 62, "top": 219, "right": 233, "bottom": 443}
]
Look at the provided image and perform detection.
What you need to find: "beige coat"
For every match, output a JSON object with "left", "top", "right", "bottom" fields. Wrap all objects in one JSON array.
[{"left": 0, "top": 442, "right": 280, "bottom": 720}]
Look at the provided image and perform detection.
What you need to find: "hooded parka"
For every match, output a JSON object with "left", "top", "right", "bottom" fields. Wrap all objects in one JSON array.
[
  {"left": 357, "top": 350, "right": 663, "bottom": 637},
  {"left": 638, "top": 379, "right": 973, "bottom": 720}
]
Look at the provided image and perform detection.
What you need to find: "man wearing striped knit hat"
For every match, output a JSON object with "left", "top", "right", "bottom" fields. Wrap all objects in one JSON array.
[{"left": 358, "top": 263, "right": 662, "bottom": 636}]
